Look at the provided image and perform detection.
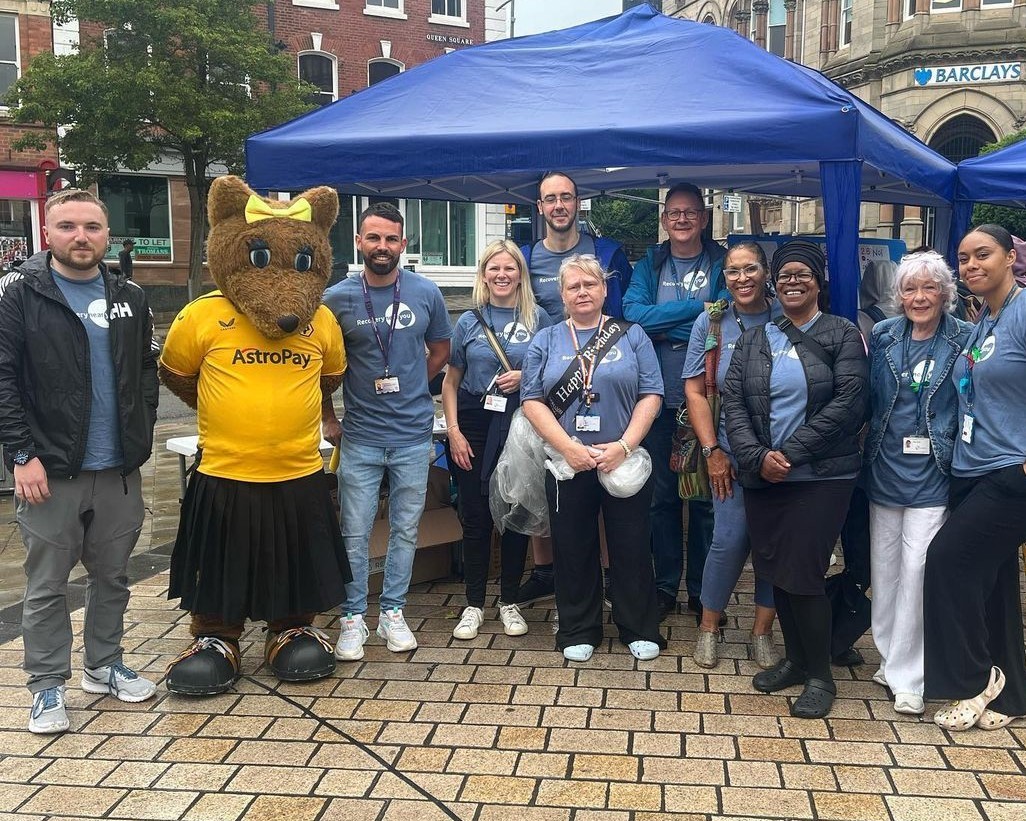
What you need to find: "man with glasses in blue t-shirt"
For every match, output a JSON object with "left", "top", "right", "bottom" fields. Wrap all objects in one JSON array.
[{"left": 323, "top": 203, "right": 452, "bottom": 661}]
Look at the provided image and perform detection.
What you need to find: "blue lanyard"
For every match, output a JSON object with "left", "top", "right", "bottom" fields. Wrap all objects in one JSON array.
[
  {"left": 959, "top": 286, "right": 1020, "bottom": 413},
  {"left": 360, "top": 271, "right": 401, "bottom": 376},
  {"left": 668, "top": 252, "right": 706, "bottom": 301},
  {"left": 901, "top": 322, "right": 939, "bottom": 434}
]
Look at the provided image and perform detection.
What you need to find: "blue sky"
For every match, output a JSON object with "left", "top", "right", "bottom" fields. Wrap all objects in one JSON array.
[{"left": 511, "top": 0, "right": 623, "bottom": 37}]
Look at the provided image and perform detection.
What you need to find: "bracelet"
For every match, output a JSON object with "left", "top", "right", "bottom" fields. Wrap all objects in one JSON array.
[
  {"left": 447, "top": 423, "right": 459, "bottom": 431},
  {"left": 618, "top": 438, "right": 632, "bottom": 457}
]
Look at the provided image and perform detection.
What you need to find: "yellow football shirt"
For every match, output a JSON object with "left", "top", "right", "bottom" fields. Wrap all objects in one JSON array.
[{"left": 160, "top": 292, "right": 346, "bottom": 482}]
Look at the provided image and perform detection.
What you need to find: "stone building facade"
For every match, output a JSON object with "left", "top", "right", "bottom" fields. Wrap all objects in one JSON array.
[{"left": 667, "top": 0, "right": 1026, "bottom": 247}]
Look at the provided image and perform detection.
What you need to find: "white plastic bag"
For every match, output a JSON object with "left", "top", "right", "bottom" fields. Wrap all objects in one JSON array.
[
  {"left": 597, "top": 446, "right": 652, "bottom": 498},
  {"left": 489, "top": 409, "right": 550, "bottom": 536}
]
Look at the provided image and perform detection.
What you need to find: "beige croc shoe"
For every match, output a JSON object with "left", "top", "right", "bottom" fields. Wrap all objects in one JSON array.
[
  {"left": 933, "top": 666, "right": 1005, "bottom": 731},
  {"left": 977, "top": 708, "right": 1021, "bottom": 730}
]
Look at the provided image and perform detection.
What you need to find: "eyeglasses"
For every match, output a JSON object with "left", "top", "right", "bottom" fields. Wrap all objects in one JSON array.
[
  {"left": 774, "top": 270, "right": 816, "bottom": 284},
  {"left": 663, "top": 208, "right": 702, "bottom": 222},
  {"left": 724, "top": 264, "right": 763, "bottom": 280},
  {"left": 540, "top": 193, "right": 576, "bottom": 205},
  {"left": 900, "top": 283, "right": 942, "bottom": 298}
]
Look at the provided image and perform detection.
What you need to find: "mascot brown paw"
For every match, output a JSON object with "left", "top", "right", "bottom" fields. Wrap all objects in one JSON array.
[
  {"left": 166, "top": 637, "right": 241, "bottom": 696},
  {"left": 265, "top": 626, "right": 336, "bottom": 682}
]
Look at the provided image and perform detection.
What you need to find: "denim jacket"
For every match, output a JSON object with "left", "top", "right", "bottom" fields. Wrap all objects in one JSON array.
[{"left": 864, "top": 313, "right": 972, "bottom": 475}]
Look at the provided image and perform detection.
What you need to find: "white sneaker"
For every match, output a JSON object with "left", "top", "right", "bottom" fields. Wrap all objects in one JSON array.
[
  {"left": 894, "top": 693, "right": 925, "bottom": 715},
  {"left": 335, "top": 613, "right": 370, "bottom": 661},
  {"left": 377, "top": 608, "right": 418, "bottom": 652},
  {"left": 453, "top": 606, "right": 484, "bottom": 640},
  {"left": 81, "top": 662, "right": 156, "bottom": 703},
  {"left": 498, "top": 603, "right": 528, "bottom": 637},
  {"left": 29, "top": 685, "right": 69, "bottom": 734}
]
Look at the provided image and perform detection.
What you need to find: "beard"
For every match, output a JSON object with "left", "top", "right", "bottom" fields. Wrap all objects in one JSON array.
[
  {"left": 51, "top": 244, "right": 106, "bottom": 272},
  {"left": 365, "top": 251, "right": 399, "bottom": 276}
]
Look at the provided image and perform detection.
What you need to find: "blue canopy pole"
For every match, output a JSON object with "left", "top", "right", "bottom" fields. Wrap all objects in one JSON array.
[
  {"left": 947, "top": 200, "right": 974, "bottom": 268},
  {"left": 821, "top": 160, "right": 862, "bottom": 322},
  {"left": 932, "top": 205, "right": 952, "bottom": 264}
]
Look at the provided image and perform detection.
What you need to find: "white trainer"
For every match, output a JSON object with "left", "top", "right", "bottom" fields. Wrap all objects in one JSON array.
[
  {"left": 452, "top": 606, "right": 484, "bottom": 640},
  {"left": 498, "top": 603, "right": 528, "bottom": 637},
  {"left": 29, "top": 685, "right": 69, "bottom": 734},
  {"left": 335, "top": 613, "right": 370, "bottom": 661},
  {"left": 81, "top": 662, "right": 156, "bottom": 703},
  {"left": 377, "top": 608, "right": 418, "bottom": 652}
]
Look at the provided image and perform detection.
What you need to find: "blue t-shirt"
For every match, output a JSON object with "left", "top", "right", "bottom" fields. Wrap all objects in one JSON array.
[
  {"left": 868, "top": 335, "right": 948, "bottom": 507},
  {"left": 951, "top": 289, "right": 1026, "bottom": 478},
  {"left": 656, "top": 253, "right": 714, "bottom": 408},
  {"left": 52, "top": 270, "right": 124, "bottom": 470},
  {"left": 528, "top": 234, "right": 597, "bottom": 325},
  {"left": 450, "top": 306, "right": 551, "bottom": 395},
  {"left": 683, "top": 302, "right": 779, "bottom": 455},
  {"left": 521, "top": 321, "right": 663, "bottom": 445},
  {"left": 323, "top": 271, "right": 452, "bottom": 447}
]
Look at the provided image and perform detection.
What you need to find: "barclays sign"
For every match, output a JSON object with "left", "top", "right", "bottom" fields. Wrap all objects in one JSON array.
[{"left": 913, "top": 63, "right": 1022, "bottom": 87}]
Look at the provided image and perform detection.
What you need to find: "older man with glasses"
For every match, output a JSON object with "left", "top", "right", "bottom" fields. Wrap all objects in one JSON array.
[{"left": 623, "top": 182, "right": 729, "bottom": 622}]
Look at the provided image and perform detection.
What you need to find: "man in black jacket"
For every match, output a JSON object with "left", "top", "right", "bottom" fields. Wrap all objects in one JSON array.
[{"left": 0, "top": 189, "right": 159, "bottom": 734}]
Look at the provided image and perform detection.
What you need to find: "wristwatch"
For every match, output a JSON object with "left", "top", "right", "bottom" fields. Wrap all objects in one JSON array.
[
  {"left": 701, "top": 443, "right": 721, "bottom": 458},
  {"left": 12, "top": 449, "right": 33, "bottom": 466}
]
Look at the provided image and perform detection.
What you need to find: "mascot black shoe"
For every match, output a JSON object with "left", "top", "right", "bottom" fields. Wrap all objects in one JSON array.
[
  {"left": 265, "top": 626, "right": 336, "bottom": 682},
  {"left": 166, "top": 637, "right": 241, "bottom": 695}
]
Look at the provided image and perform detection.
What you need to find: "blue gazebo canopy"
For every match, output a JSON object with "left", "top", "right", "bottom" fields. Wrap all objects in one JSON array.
[
  {"left": 951, "top": 138, "right": 1026, "bottom": 258},
  {"left": 246, "top": 5, "right": 957, "bottom": 319}
]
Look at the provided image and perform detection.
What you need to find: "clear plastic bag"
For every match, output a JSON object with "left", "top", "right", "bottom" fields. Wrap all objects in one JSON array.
[
  {"left": 598, "top": 446, "right": 652, "bottom": 498},
  {"left": 489, "top": 409, "right": 550, "bottom": 536}
]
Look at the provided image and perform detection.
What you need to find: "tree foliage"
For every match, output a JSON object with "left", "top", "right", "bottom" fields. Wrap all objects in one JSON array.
[
  {"left": 8, "top": 0, "right": 315, "bottom": 297},
  {"left": 972, "top": 128, "right": 1026, "bottom": 238},
  {"left": 589, "top": 189, "right": 659, "bottom": 255}
]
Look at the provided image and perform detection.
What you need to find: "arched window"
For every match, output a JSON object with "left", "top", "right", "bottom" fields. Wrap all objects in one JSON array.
[
  {"left": 928, "top": 114, "right": 996, "bottom": 163},
  {"left": 368, "top": 58, "right": 403, "bottom": 86},
  {"left": 703, "top": 14, "right": 717, "bottom": 24},
  {"left": 298, "top": 52, "right": 336, "bottom": 106}
]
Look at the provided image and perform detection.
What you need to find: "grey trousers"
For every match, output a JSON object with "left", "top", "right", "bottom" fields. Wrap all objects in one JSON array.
[{"left": 18, "top": 468, "right": 144, "bottom": 693}]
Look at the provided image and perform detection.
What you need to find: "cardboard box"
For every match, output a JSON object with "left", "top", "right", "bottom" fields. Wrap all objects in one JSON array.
[{"left": 367, "top": 507, "right": 462, "bottom": 593}]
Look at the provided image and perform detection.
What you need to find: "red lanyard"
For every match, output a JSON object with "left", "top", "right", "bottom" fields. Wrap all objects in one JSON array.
[{"left": 566, "top": 315, "right": 606, "bottom": 407}]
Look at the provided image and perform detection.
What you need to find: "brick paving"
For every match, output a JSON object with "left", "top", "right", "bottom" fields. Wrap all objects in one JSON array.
[{"left": 0, "top": 420, "right": 1025, "bottom": 819}]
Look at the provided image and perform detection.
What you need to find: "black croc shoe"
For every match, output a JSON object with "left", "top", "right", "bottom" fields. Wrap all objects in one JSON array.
[
  {"left": 166, "top": 637, "right": 241, "bottom": 696},
  {"left": 753, "top": 659, "right": 807, "bottom": 693},
  {"left": 266, "top": 626, "right": 336, "bottom": 682},
  {"left": 791, "top": 678, "right": 837, "bottom": 719}
]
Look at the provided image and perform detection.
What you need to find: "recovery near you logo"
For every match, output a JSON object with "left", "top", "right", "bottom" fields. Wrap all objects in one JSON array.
[{"left": 231, "top": 348, "right": 312, "bottom": 368}]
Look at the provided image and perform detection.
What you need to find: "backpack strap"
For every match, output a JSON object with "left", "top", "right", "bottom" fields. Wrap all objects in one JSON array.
[{"left": 773, "top": 316, "right": 834, "bottom": 368}]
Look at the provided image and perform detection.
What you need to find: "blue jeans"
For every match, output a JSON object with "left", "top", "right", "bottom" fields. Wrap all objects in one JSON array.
[
  {"left": 644, "top": 407, "right": 714, "bottom": 600},
  {"left": 338, "top": 437, "right": 433, "bottom": 615},
  {"left": 700, "top": 478, "right": 773, "bottom": 613}
]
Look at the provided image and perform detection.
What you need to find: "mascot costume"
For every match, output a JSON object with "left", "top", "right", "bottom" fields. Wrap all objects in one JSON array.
[{"left": 159, "top": 176, "right": 350, "bottom": 694}]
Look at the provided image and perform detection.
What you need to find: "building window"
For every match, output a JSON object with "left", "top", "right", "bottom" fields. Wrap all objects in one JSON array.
[
  {"left": 930, "top": 0, "right": 961, "bottom": 11},
  {"left": 430, "top": 0, "right": 466, "bottom": 22},
  {"left": 0, "top": 14, "right": 18, "bottom": 103},
  {"left": 98, "top": 175, "right": 173, "bottom": 263},
  {"left": 407, "top": 200, "right": 476, "bottom": 267},
  {"left": 703, "top": 15, "right": 716, "bottom": 24},
  {"left": 368, "top": 58, "right": 402, "bottom": 86},
  {"left": 767, "top": 0, "right": 786, "bottom": 57},
  {"left": 299, "top": 52, "right": 336, "bottom": 106},
  {"left": 904, "top": 0, "right": 917, "bottom": 18},
  {"left": 928, "top": 114, "right": 996, "bottom": 163},
  {"left": 0, "top": 200, "right": 33, "bottom": 264},
  {"left": 980, "top": 0, "right": 1012, "bottom": 6},
  {"left": 839, "top": 0, "right": 853, "bottom": 46},
  {"left": 365, "top": 0, "right": 406, "bottom": 18}
]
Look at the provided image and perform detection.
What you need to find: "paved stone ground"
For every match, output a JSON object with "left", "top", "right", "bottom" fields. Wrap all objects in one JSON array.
[{"left": 1, "top": 420, "right": 1025, "bottom": 820}]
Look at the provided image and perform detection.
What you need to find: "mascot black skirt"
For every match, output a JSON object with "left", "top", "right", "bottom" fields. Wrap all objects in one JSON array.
[{"left": 158, "top": 176, "right": 351, "bottom": 695}]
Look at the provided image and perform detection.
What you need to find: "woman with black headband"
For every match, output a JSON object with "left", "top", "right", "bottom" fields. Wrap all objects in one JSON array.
[{"left": 722, "top": 240, "right": 868, "bottom": 719}]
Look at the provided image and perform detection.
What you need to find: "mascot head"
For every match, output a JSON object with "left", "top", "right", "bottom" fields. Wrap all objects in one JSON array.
[{"left": 206, "top": 176, "right": 339, "bottom": 339}]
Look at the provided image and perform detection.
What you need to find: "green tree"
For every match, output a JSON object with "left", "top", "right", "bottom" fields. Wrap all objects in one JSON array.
[
  {"left": 8, "top": 0, "right": 315, "bottom": 298},
  {"left": 589, "top": 189, "right": 659, "bottom": 257},
  {"left": 972, "top": 128, "right": 1026, "bottom": 238}
]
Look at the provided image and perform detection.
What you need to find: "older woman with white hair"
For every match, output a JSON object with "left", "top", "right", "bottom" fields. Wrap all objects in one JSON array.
[{"left": 863, "top": 251, "right": 971, "bottom": 715}]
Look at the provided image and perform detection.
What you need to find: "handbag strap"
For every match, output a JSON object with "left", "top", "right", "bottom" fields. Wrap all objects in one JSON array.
[
  {"left": 471, "top": 308, "right": 514, "bottom": 373},
  {"left": 773, "top": 315, "right": 834, "bottom": 368},
  {"left": 544, "top": 318, "right": 632, "bottom": 420}
]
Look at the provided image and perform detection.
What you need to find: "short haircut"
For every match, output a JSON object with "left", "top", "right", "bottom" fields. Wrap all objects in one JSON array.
[
  {"left": 966, "top": 223, "right": 1014, "bottom": 253},
  {"left": 472, "top": 239, "right": 539, "bottom": 332},
  {"left": 895, "top": 251, "right": 958, "bottom": 313},
  {"left": 45, "top": 188, "right": 109, "bottom": 218},
  {"left": 558, "top": 253, "right": 608, "bottom": 292},
  {"left": 537, "top": 170, "right": 578, "bottom": 200},
  {"left": 663, "top": 182, "right": 704, "bottom": 208},
  {"left": 358, "top": 201, "right": 404, "bottom": 234}
]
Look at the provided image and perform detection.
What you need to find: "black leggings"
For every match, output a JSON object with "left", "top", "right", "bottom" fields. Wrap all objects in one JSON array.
[
  {"left": 924, "top": 464, "right": 1026, "bottom": 716},
  {"left": 774, "top": 586, "right": 833, "bottom": 682},
  {"left": 449, "top": 405, "right": 528, "bottom": 607}
]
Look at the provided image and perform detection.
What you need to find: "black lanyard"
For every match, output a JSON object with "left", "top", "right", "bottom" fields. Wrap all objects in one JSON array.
[
  {"left": 960, "top": 286, "right": 1020, "bottom": 414},
  {"left": 901, "top": 322, "right": 939, "bottom": 434},
  {"left": 732, "top": 301, "right": 771, "bottom": 334},
  {"left": 668, "top": 252, "right": 707, "bottom": 301},
  {"left": 361, "top": 271, "right": 402, "bottom": 376}
]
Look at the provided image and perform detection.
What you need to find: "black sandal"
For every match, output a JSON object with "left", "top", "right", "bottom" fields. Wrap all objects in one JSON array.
[
  {"left": 791, "top": 678, "right": 836, "bottom": 719},
  {"left": 753, "top": 659, "right": 806, "bottom": 693}
]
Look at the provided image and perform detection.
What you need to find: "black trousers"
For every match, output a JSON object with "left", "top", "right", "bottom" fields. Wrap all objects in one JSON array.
[
  {"left": 546, "top": 470, "right": 664, "bottom": 650},
  {"left": 450, "top": 405, "right": 528, "bottom": 607},
  {"left": 924, "top": 464, "right": 1026, "bottom": 716}
]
